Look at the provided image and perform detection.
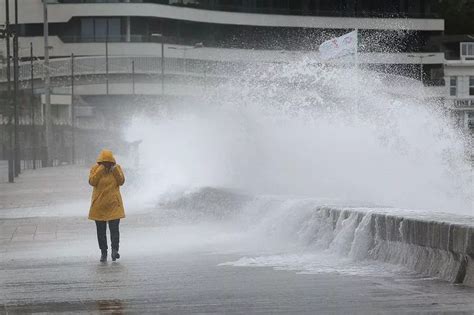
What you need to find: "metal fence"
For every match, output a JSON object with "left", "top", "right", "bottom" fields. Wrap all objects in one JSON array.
[{"left": 0, "top": 55, "right": 242, "bottom": 84}]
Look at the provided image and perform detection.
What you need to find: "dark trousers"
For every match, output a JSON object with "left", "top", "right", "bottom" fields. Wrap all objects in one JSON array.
[{"left": 95, "top": 219, "right": 120, "bottom": 252}]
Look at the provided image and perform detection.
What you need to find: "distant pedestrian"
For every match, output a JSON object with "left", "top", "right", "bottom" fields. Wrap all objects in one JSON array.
[{"left": 88, "top": 149, "right": 125, "bottom": 262}]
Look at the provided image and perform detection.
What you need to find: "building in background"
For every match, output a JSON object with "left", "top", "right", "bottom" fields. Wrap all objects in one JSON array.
[
  {"left": 1, "top": 0, "right": 445, "bottom": 82},
  {"left": 0, "top": 0, "right": 462, "bottom": 167},
  {"left": 444, "top": 41, "right": 474, "bottom": 130}
]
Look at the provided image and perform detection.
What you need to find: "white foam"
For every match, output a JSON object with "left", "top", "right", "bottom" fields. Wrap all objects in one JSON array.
[
  {"left": 219, "top": 253, "right": 407, "bottom": 278},
  {"left": 125, "top": 61, "right": 472, "bottom": 214}
]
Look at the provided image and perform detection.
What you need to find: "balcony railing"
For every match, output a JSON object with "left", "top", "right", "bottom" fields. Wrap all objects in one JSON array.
[
  {"left": 54, "top": 0, "right": 439, "bottom": 19},
  {"left": 0, "top": 55, "right": 242, "bottom": 84},
  {"left": 59, "top": 35, "right": 193, "bottom": 46}
]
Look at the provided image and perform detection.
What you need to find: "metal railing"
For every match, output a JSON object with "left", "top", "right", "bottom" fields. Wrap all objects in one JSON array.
[
  {"left": 59, "top": 35, "right": 191, "bottom": 45},
  {"left": 0, "top": 55, "right": 242, "bottom": 84}
]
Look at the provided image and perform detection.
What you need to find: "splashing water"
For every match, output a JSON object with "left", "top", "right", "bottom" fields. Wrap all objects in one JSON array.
[{"left": 126, "top": 58, "right": 471, "bottom": 214}]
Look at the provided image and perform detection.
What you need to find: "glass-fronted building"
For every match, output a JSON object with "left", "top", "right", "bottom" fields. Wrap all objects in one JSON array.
[
  {"left": 57, "top": 0, "right": 439, "bottom": 18},
  {"left": 2, "top": 0, "right": 445, "bottom": 83}
]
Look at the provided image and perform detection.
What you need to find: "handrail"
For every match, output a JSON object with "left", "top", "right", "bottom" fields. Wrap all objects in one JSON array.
[{"left": 0, "top": 55, "right": 240, "bottom": 83}]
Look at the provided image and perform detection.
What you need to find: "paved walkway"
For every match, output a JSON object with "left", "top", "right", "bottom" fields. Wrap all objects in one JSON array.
[
  {"left": 2, "top": 166, "right": 474, "bottom": 314},
  {"left": 0, "top": 165, "right": 90, "bottom": 210}
]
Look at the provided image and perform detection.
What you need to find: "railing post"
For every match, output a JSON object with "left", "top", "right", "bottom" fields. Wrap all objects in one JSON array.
[
  {"left": 31, "top": 42, "right": 36, "bottom": 170},
  {"left": 131, "top": 60, "right": 135, "bottom": 95},
  {"left": 161, "top": 37, "right": 165, "bottom": 95},
  {"left": 71, "top": 53, "right": 75, "bottom": 164},
  {"left": 105, "top": 19, "right": 109, "bottom": 95}
]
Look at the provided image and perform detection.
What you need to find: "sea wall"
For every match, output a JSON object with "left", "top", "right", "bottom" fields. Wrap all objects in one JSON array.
[
  {"left": 318, "top": 207, "right": 474, "bottom": 286},
  {"left": 159, "top": 188, "right": 474, "bottom": 286}
]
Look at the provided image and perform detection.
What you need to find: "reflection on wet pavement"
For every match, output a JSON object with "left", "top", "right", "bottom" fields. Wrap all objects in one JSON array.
[
  {"left": 3, "top": 252, "right": 474, "bottom": 314},
  {"left": 97, "top": 299, "right": 125, "bottom": 314}
]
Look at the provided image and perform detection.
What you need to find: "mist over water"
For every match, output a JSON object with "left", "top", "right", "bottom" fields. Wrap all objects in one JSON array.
[{"left": 126, "top": 59, "right": 471, "bottom": 214}]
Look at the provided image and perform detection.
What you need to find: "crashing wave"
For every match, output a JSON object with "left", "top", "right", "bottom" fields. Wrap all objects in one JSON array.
[{"left": 158, "top": 187, "right": 474, "bottom": 285}]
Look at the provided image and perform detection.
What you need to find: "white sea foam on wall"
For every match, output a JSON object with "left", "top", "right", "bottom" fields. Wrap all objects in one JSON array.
[{"left": 217, "top": 196, "right": 466, "bottom": 281}]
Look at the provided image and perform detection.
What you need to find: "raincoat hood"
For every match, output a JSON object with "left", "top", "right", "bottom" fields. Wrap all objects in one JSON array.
[{"left": 96, "top": 149, "right": 116, "bottom": 164}]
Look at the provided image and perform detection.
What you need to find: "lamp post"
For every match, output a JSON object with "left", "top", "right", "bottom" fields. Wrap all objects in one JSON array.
[
  {"left": 43, "top": 0, "right": 53, "bottom": 167},
  {"left": 13, "top": 0, "right": 20, "bottom": 176},
  {"left": 407, "top": 54, "right": 436, "bottom": 85},
  {"left": 168, "top": 42, "right": 203, "bottom": 73},
  {"left": 4, "top": 0, "right": 14, "bottom": 182},
  {"left": 151, "top": 33, "right": 164, "bottom": 95}
]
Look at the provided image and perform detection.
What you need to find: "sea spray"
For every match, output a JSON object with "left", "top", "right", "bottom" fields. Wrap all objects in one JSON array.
[
  {"left": 126, "top": 60, "right": 471, "bottom": 213},
  {"left": 121, "top": 53, "right": 472, "bottom": 283}
]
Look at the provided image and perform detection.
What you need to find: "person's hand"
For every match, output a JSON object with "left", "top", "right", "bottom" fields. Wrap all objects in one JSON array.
[{"left": 101, "top": 162, "right": 114, "bottom": 172}]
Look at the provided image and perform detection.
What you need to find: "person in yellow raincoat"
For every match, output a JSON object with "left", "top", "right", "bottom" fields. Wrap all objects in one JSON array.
[{"left": 89, "top": 149, "right": 125, "bottom": 262}]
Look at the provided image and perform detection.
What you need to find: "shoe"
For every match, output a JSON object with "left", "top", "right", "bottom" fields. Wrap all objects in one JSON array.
[
  {"left": 100, "top": 251, "right": 107, "bottom": 262},
  {"left": 112, "top": 249, "right": 120, "bottom": 261}
]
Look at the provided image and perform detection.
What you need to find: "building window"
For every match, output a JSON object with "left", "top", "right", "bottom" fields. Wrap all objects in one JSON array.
[
  {"left": 450, "top": 76, "right": 457, "bottom": 96},
  {"left": 468, "top": 112, "right": 474, "bottom": 129},
  {"left": 470, "top": 76, "right": 474, "bottom": 96},
  {"left": 461, "top": 43, "right": 474, "bottom": 59},
  {"left": 80, "top": 17, "right": 122, "bottom": 42},
  {"left": 81, "top": 18, "right": 94, "bottom": 41}
]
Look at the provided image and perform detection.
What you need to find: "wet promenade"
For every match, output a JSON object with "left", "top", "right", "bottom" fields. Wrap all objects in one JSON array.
[{"left": 1, "top": 166, "right": 474, "bottom": 314}]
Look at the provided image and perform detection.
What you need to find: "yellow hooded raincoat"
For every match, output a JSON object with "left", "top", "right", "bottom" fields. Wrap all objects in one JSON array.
[{"left": 88, "top": 150, "right": 126, "bottom": 221}]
